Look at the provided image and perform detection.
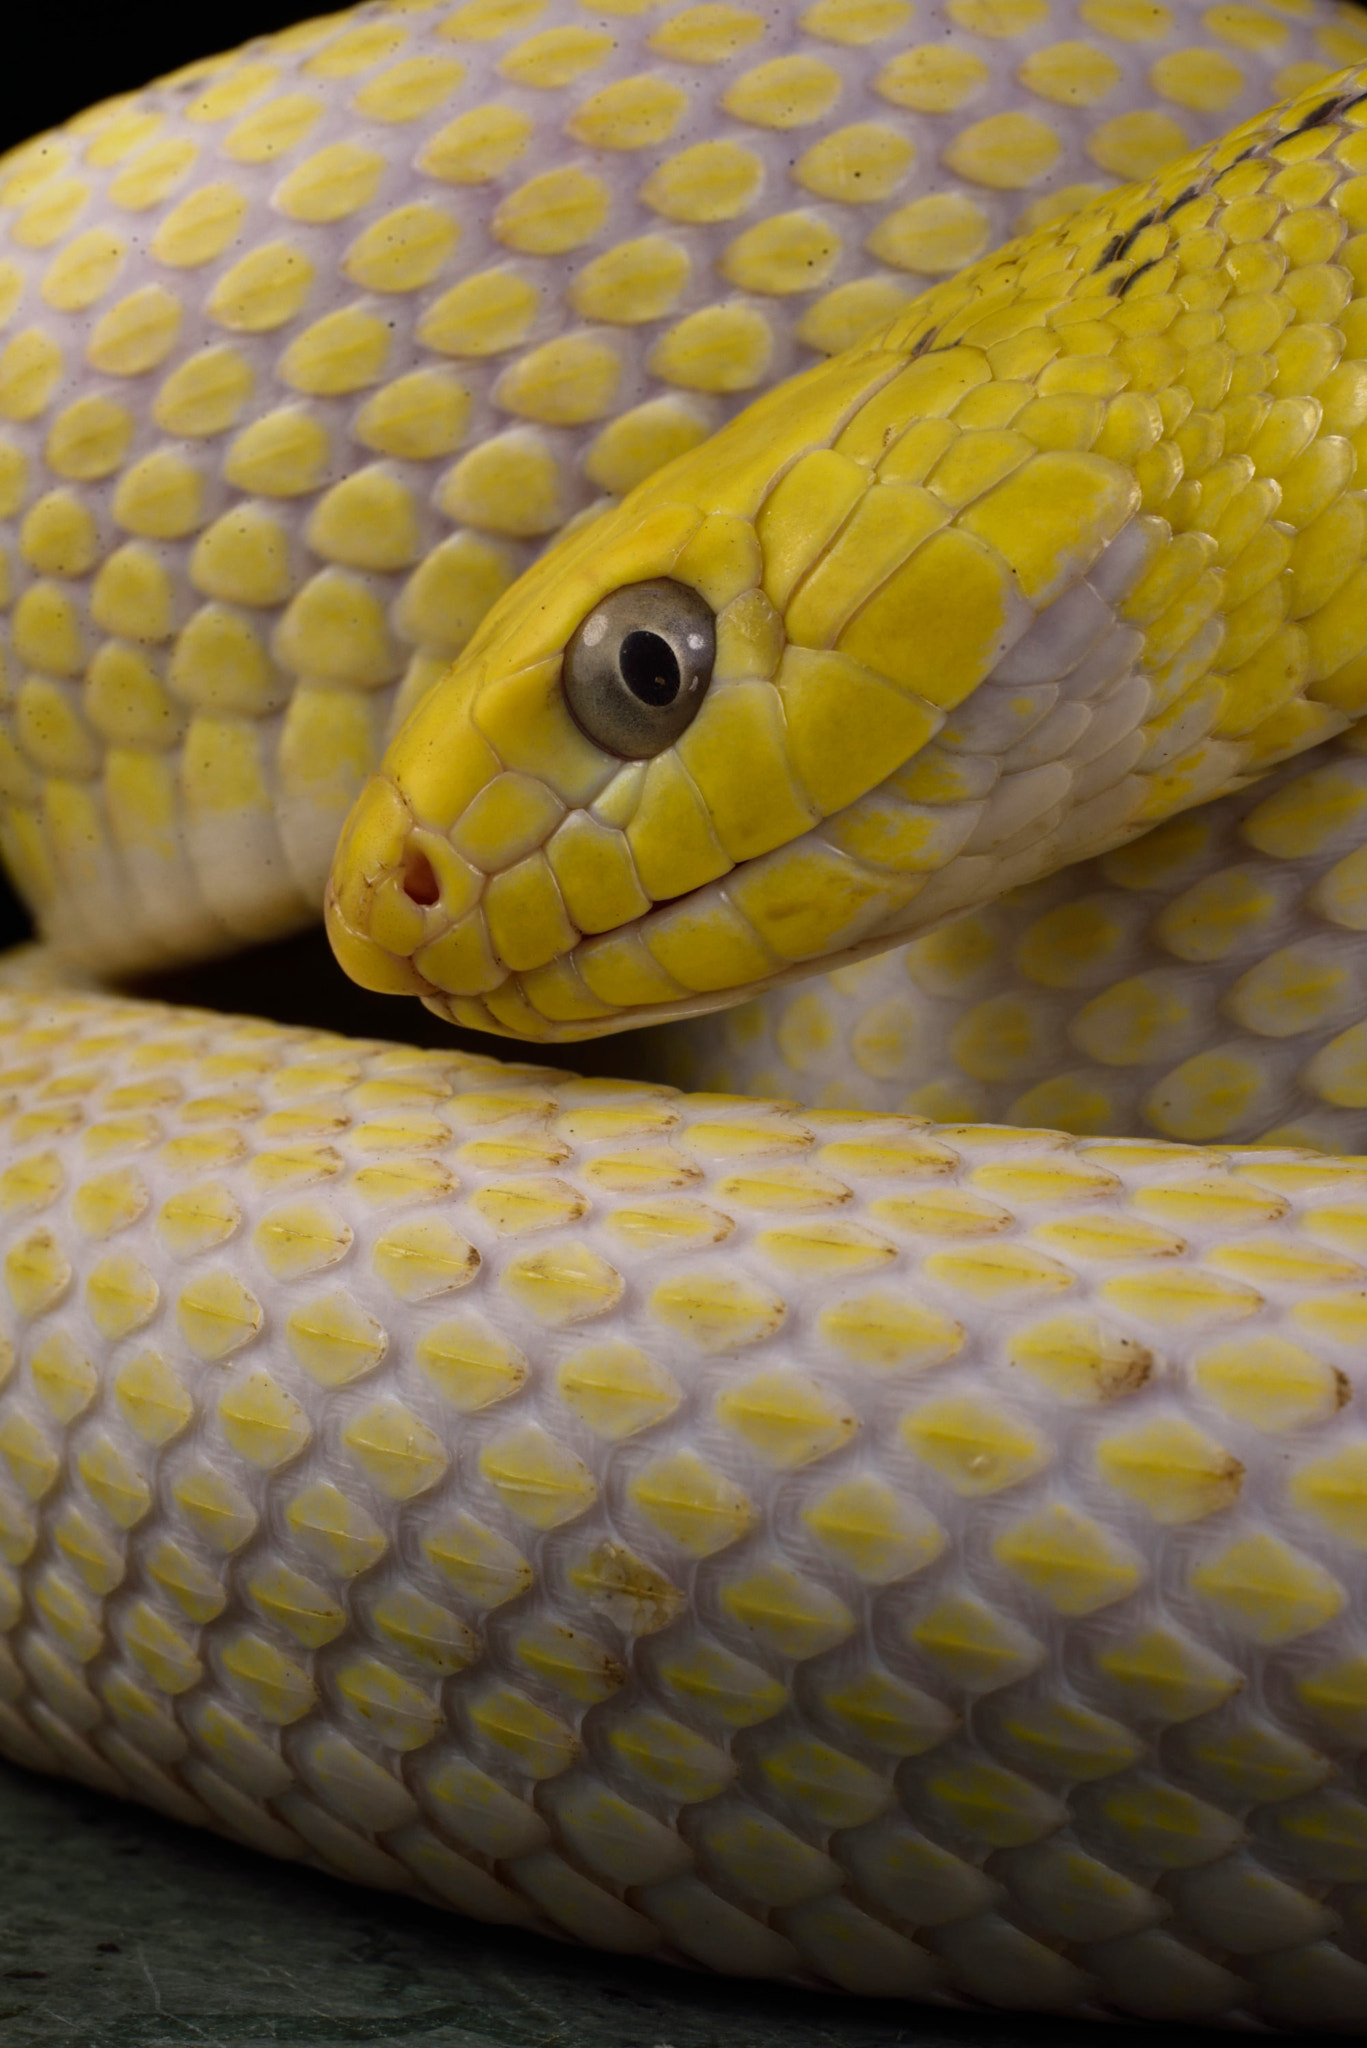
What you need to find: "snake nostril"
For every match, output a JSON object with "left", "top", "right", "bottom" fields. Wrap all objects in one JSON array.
[{"left": 401, "top": 850, "right": 440, "bottom": 907}]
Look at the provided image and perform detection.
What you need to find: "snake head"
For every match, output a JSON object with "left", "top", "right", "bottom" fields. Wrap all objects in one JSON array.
[{"left": 327, "top": 277, "right": 1206, "bottom": 1042}]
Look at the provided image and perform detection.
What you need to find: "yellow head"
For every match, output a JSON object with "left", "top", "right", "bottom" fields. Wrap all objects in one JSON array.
[
  {"left": 326, "top": 338, "right": 1159, "bottom": 1041},
  {"left": 326, "top": 84, "right": 1342, "bottom": 1044}
]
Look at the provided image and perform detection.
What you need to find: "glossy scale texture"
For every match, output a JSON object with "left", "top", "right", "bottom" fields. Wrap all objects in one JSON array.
[
  {"left": 0, "top": 0, "right": 1363, "bottom": 974},
  {"left": 7, "top": 0, "right": 1367, "bottom": 2030},
  {"left": 675, "top": 719, "right": 1367, "bottom": 1151},
  {"left": 333, "top": 63, "right": 1367, "bottom": 1042},
  {"left": 1, "top": 985, "right": 1367, "bottom": 2027}
]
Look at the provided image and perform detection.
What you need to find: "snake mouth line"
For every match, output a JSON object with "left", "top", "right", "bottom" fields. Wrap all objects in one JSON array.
[{"left": 326, "top": 764, "right": 932, "bottom": 1045}]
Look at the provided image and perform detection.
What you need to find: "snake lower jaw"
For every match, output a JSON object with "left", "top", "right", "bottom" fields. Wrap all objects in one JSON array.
[{"left": 416, "top": 985, "right": 734, "bottom": 1044}]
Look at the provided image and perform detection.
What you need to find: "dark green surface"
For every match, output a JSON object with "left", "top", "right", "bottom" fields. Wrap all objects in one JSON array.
[{"left": 0, "top": 1760, "right": 1237, "bottom": 2048}]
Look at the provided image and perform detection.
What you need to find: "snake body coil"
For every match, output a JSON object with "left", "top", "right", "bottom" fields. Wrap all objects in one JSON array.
[{"left": 8, "top": 0, "right": 1367, "bottom": 2027}]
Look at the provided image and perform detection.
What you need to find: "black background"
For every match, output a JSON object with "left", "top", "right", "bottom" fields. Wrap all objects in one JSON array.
[{"left": 7, "top": 0, "right": 315, "bottom": 147}]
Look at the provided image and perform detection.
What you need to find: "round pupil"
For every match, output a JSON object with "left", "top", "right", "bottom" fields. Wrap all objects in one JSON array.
[{"left": 619, "top": 630, "right": 680, "bottom": 708}]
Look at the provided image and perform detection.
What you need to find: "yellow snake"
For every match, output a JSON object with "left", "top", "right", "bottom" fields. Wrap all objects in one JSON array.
[{"left": 10, "top": 0, "right": 1367, "bottom": 2024}]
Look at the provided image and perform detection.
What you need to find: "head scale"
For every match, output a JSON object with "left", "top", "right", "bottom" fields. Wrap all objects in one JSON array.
[{"left": 324, "top": 111, "right": 1315, "bottom": 1043}]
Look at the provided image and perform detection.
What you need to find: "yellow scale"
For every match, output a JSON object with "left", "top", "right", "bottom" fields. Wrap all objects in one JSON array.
[{"left": 6, "top": 0, "right": 1367, "bottom": 2028}]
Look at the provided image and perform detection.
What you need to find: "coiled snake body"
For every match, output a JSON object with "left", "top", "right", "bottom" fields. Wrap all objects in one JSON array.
[{"left": 9, "top": 0, "right": 1367, "bottom": 2024}]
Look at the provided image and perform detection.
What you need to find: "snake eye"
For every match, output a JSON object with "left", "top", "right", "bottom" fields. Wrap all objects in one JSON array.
[{"left": 563, "top": 578, "right": 715, "bottom": 760}]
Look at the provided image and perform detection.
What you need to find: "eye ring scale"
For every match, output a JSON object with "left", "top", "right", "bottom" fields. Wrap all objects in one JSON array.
[{"left": 562, "top": 577, "right": 716, "bottom": 760}]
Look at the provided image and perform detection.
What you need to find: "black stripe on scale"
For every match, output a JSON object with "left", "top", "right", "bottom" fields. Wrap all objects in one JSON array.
[
  {"left": 1111, "top": 210, "right": 1157, "bottom": 262},
  {"left": 1293, "top": 96, "right": 1345, "bottom": 132},
  {"left": 1091, "top": 85, "right": 1366, "bottom": 286},
  {"left": 909, "top": 326, "right": 940, "bottom": 358},
  {"left": 1093, "top": 208, "right": 1158, "bottom": 278},
  {"left": 1096, "top": 175, "right": 1204, "bottom": 281},
  {"left": 1287, "top": 89, "right": 1367, "bottom": 133},
  {"left": 1116, "top": 257, "right": 1161, "bottom": 298},
  {"left": 1159, "top": 184, "right": 1201, "bottom": 222}
]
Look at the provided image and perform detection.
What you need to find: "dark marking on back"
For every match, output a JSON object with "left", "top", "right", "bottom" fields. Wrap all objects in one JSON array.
[
  {"left": 1112, "top": 210, "right": 1156, "bottom": 262},
  {"left": 1160, "top": 184, "right": 1200, "bottom": 222},
  {"left": 1291, "top": 94, "right": 1348, "bottom": 133},
  {"left": 1116, "top": 257, "right": 1160, "bottom": 299},
  {"left": 1087, "top": 80, "right": 1364, "bottom": 293}
]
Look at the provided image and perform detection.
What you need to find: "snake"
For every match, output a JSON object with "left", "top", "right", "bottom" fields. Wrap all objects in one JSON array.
[{"left": 10, "top": 0, "right": 1367, "bottom": 2026}]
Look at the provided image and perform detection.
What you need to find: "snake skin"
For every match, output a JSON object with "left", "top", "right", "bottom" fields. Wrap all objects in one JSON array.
[
  {"left": 9, "top": 0, "right": 1367, "bottom": 2030},
  {"left": 325, "top": 62, "right": 1367, "bottom": 1048},
  {"left": 0, "top": 0, "right": 1363, "bottom": 973},
  {"left": 1, "top": 983, "right": 1367, "bottom": 2028},
  {"left": 674, "top": 721, "right": 1367, "bottom": 1150}
]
